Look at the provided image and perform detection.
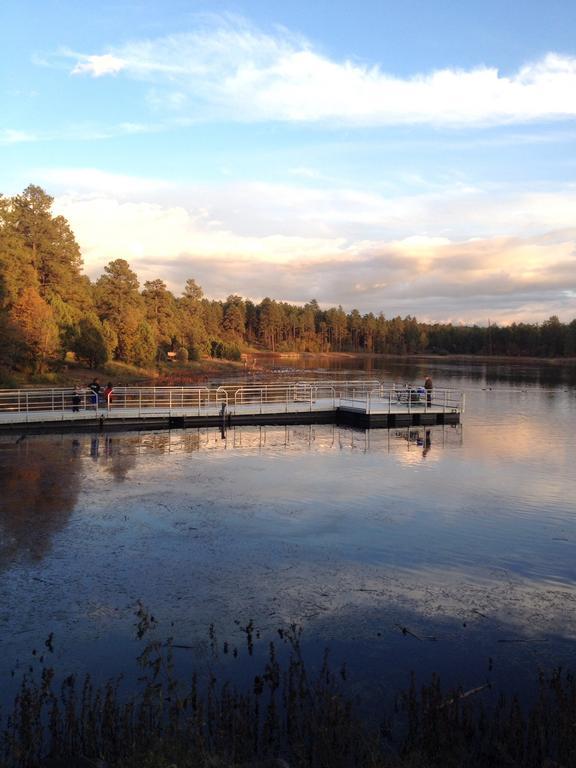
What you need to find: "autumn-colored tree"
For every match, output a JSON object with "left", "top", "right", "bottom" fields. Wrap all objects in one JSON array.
[
  {"left": 9, "top": 287, "right": 59, "bottom": 371},
  {"left": 3, "top": 183, "right": 576, "bottom": 374}
]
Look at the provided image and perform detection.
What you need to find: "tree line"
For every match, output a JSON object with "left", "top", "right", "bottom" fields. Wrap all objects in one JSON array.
[{"left": 1, "top": 185, "right": 575, "bottom": 375}]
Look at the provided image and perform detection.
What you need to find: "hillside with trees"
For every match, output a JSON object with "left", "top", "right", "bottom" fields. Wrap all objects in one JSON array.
[{"left": 1, "top": 185, "right": 575, "bottom": 381}]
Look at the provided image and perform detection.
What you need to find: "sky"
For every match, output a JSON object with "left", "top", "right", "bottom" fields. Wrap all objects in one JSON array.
[{"left": 1, "top": 0, "right": 576, "bottom": 324}]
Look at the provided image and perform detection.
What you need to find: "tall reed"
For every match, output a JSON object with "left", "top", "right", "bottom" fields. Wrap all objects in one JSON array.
[{"left": 2, "top": 611, "right": 576, "bottom": 768}]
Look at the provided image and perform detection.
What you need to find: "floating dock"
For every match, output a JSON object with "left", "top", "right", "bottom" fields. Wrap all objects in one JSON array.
[{"left": 0, "top": 381, "right": 464, "bottom": 433}]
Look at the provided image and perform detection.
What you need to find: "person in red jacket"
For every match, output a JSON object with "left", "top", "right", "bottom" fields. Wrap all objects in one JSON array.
[{"left": 103, "top": 382, "right": 114, "bottom": 409}]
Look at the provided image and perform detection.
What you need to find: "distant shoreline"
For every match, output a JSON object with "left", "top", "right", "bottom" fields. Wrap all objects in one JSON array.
[
  {"left": 252, "top": 350, "right": 576, "bottom": 366},
  {"left": 4, "top": 351, "right": 575, "bottom": 390}
]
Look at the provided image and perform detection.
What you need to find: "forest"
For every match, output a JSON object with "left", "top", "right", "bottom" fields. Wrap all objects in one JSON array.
[{"left": 1, "top": 185, "right": 575, "bottom": 379}]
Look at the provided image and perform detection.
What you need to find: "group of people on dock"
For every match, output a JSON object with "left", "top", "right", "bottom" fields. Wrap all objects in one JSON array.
[
  {"left": 72, "top": 379, "right": 114, "bottom": 412},
  {"left": 68, "top": 375, "right": 433, "bottom": 412}
]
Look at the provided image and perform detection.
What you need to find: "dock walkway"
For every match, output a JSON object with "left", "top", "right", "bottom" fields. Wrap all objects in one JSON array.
[{"left": 0, "top": 381, "right": 464, "bottom": 432}]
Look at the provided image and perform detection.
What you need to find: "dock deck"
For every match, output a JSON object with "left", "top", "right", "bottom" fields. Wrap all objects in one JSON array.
[{"left": 0, "top": 382, "right": 464, "bottom": 432}]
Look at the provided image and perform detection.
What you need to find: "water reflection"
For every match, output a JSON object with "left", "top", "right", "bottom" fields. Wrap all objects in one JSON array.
[
  {"left": 261, "top": 354, "right": 576, "bottom": 389},
  {"left": 0, "top": 436, "right": 81, "bottom": 568},
  {"left": 0, "top": 423, "right": 459, "bottom": 462},
  {"left": 0, "top": 423, "right": 460, "bottom": 572},
  {"left": 0, "top": 360, "right": 575, "bottom": 710}
]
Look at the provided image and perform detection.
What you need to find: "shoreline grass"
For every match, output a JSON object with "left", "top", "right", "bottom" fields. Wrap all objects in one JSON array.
[{"left": 3, "top": 614, "right": 576, "bottom": 768}]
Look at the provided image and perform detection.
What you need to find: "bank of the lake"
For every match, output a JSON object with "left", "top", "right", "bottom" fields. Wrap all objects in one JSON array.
[{"left": 3, "top": 351, "right": 576, "bottom": 391}]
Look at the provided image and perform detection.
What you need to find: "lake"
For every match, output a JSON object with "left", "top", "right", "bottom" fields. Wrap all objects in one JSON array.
[{"left": 1, "top": 356, "right": 575, "bottom": 711}]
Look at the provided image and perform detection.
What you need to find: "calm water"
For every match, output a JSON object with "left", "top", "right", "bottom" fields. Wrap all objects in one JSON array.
[{"left": 1, "top": 358, "right": 576, "bottom": 707}]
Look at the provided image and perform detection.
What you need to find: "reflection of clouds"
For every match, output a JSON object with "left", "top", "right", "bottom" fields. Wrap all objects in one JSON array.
[
  {"left": 0, "top": 420, "right": 574, "bottom": 693},
  {"left": 465, "top": 416, "right": 569, "bottom": 466},
  {"left": 457, "top": 409, "right": 572, "bottom": 513}
]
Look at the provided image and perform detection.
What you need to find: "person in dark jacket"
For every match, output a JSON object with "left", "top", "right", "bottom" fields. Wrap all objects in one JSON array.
[
  {"left": 72, "top": 386, "right": 82, "bottom": 412},
  {"left": 424, "top": 376, "right": 433, "bottom": 407},
  {"left": 89, "top": 378, "right": 101, "bottom": 407}
]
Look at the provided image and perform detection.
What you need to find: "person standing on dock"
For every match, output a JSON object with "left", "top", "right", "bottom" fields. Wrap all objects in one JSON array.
[
  {"left": 104, "top": 382, "right": 114, "bottom": 409},
  {"left": 72, "top": 386, "right": 81, "bottom": 412},
  {"left": 424, "top": 376, "right": 433, "bottom": 407},
  {"left": 89, "top": 378, "right": 101, "bottom": 408}
]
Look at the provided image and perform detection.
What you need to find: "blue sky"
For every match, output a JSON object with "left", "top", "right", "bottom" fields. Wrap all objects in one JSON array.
[{"left": 1, "top": 0, "right": 576, "bottom": 322}]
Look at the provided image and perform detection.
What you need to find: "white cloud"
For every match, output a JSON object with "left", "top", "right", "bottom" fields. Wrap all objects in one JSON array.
[
  {"left": 51, "top": 178, "right": 576, "bottom": 322},
  {"left": 71, "top": 53, "right": 126, "bottom": 77},
  {"left": 38, "top": 167, "right": 174, "bottom": 197},
  {"left": 0, "top": 129, "right": 38, "bottom": 144},
  {"left": 65, "top": 21, "right": 576, "bottom": 126},
  {"left": 0, "top": 122, "right": 160, "bottom": 147}
]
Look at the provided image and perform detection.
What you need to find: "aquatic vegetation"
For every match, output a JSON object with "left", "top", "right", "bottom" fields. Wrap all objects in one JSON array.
[{"left": 2, "top": 612, "right": 576, "bottom": 767}]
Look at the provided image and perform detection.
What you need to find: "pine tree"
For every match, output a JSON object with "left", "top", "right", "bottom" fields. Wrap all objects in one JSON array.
[
  {"left": 73, "top": 315, "right": 109, "bottom": 368},
  {"left": 0, "top": 194, "right": 38, "bottom": 308},
  {"left": 95, "top": 259, "right": 145, "bottom": 362},
  {"left": 142, "top": 279, "right": 178, "bottom": 358}
]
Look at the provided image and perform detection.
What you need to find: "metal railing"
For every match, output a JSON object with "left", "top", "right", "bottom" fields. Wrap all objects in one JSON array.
[
  {"left": 230, "top": 383, "right": 337, "bottom": 414},
  {"left": 107, "top": 386, "right": 212, "bottom": 415},
  {"left": 0, "top": 387, "right": 92, "bottom": 414},
  {"left": 0, "top": 381, "right": 465, "bottom": 421},
  {"left": 339, "top": 386, "right": 465, "bottom": 415}
]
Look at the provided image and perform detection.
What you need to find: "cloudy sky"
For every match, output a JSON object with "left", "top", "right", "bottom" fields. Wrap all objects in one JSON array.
[{"left": 1, "top": 0, "right": 576, "bottom": 323}]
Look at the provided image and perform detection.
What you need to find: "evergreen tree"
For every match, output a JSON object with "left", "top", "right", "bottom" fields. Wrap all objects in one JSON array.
[
  {"left": 132, "top": 321, "right": 157, "bottom": 367},
  {"left": 222, "top": 295, "right": 246, "bottom": 338},
  {"left": 178, "top": 279, "right": 209, "bottom": 356},
  {"left": 0, "top": 194, "right": 38, "bottom": 307},
  {"left": 95, "top": 259, "right": 145, "bottom": 362},
  {"left": 73, "top": 315, "right": 109, "bottom": 368},
  {"left": 142, "top": 278, "right": 178, "bottom": 359}
]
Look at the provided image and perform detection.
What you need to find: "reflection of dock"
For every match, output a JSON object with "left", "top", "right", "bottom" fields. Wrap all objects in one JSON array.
[{"left": 0, "top": 381, "right": 464, "bottom": 433}]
